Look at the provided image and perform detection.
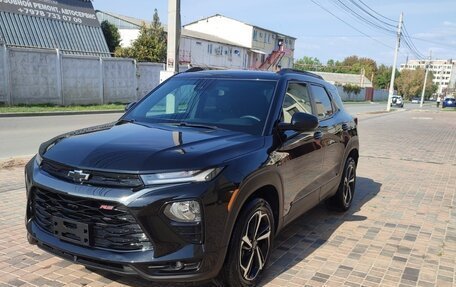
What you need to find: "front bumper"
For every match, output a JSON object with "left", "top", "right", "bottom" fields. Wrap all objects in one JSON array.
[{"left": 24, "top": 157, "right": 231, "bottom": 282}]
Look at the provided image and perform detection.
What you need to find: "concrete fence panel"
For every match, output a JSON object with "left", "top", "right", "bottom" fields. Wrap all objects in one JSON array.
[
  {"left": 336, "top": 86, "right": 366, "bottom": 101},
  {"left": 62, "top": 55, "right": 102, "bottom": 105},
  {"left": 9, "top": 48, "right": 60, "bottom": 105},
  {"left": 0, "top": 46, "right": 6, "bottom": 104},
  {"left": 103, "top": 58, "right": 137, "bottom": 104},
  {"left": 137, "top": 63, "right": 164, "bottom": 99},
  {"left": 374, "top": 89, "right": 389, "bottom": 101}
]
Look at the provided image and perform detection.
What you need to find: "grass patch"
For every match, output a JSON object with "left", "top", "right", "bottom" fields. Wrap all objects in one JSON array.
[{"left": 0, "top": 103, "right": 125, "bottom": 114}]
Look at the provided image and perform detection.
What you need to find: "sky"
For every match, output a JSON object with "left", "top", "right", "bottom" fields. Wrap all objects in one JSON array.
[{"left": 93, "top": 0, "right": 456, "bottom": 66}]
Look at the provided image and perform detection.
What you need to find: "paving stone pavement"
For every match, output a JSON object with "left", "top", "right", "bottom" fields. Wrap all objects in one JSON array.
[{"left": 0, "top": 109, "right": 455, "bottom": 287}]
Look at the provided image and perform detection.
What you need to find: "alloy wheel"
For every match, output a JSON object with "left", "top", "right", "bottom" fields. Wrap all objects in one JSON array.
[
  {"left": 239, "top": 210, "right": 271, "bottom": 281},
  {"left": 343, "top": 162, "right": 356, "bottom": 207}
]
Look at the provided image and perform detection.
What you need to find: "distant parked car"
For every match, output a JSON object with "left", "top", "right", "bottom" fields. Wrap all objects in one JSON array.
[
  {"left": 442, "top": 97, "right": 456, "bottom": 108},
  {"left": 391, "top": 95, "right": 404, "bottom": 108},
  {"left": 411, "top": 97, "right": 420, "bottom": 104}
]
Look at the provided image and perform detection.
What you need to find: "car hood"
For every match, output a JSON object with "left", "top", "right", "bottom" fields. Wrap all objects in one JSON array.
[{"left": 42, "top": 122, "right": 264, "bottom": 173}]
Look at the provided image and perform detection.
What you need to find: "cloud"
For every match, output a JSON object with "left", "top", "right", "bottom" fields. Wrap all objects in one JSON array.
[{"left": 443, "top": 21, "right": 456, "bottom": 27}]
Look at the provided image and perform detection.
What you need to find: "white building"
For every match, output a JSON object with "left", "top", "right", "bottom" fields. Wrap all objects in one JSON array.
[
  {"left": 183, "top": 14, "right": 296, "bottom": 70},
  {"left": 96, "top": 11, "right": 249, "bottom": 70},
  {"left": 400, "top": 59, "right": 456, "bottom": 95}
]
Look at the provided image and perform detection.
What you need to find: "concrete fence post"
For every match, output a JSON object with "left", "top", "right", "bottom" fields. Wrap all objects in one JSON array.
[
  {"left": 55, "top": 49, "right": 63, "bottom": 106},
  {"left": 99, "top": 57, "right": 104, "bottom": 104},
  {"left": 3, "top": 45, "right": 12, "bottom": 106},
  {"left": 133, "top": 59, "right": 139, "bottom": 101}
]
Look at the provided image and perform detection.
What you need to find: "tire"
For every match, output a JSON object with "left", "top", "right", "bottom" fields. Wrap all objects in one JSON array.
[
  {"left": 219, "top": 198, "right": 274, "bottom": 287},
  {"left": 327, "top": 157, "right": 357, "bottom": 211}
]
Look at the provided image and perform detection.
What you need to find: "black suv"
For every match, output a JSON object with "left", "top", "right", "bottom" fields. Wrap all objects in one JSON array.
[{"left": 25, "top": 69, "right": 359, "bottom": 286}]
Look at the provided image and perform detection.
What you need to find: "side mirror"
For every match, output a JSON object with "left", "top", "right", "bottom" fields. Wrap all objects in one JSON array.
[
  {"left": 278, "top": 112, "right": 319, "bottom": 132},
  {"left": 125, "top": 101, "right": 136, "bottom": 112}
]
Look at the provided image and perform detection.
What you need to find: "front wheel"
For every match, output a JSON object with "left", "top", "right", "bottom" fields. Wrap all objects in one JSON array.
[
  {"left": 327, "top": 157, "right": 357, "bottom": 211},
  {"left": 219, "top": 198, "right": 274, "bottom": 287}
]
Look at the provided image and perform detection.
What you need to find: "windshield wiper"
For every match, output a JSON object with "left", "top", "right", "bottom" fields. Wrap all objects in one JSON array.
[{"left": 171, "top": 122, "right": 218, "bottom": 130}]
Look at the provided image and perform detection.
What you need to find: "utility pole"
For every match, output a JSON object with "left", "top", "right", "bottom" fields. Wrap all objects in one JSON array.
[
  {"left": 387, "top": 12, "right": 403, "bottom": 112},
  {"left": 160, "top": 0, "right": 181, "bottom": 82},
  {"left": 360, "top": 68, "right": 365, "bottom": 88},
  {"left": 420, "top": 50, "right": 432, "bottom": 107}
]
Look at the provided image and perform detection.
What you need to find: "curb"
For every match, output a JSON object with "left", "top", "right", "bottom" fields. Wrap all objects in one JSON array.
[{"left": 0, "top": 110, "right": 124, "bottom": 118}]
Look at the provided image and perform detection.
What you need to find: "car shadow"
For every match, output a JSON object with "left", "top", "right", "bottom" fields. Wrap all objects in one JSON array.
[
  {"left": 259, "top": 176, "right": 381, "bottom": 286},
  {"left": 89, "top": 176, "right": 381, "bottom": 287}
]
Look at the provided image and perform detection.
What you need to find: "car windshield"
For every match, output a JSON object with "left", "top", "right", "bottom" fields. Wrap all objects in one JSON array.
[{"left": 125, "top": 77, "right": 277, "bottom": 135}]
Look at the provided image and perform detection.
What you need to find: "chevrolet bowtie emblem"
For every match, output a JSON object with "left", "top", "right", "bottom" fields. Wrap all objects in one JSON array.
[{"left": 67, "top": 170, "right": 90, "bottom": 182}]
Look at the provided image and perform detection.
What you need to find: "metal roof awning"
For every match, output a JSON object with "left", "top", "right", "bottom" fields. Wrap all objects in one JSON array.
[{"left": 250, "top": 49, "right": 267, "bottom": 55}]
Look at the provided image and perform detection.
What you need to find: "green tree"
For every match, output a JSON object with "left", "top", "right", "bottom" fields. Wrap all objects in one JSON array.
[
  {"left": 340, "top": 56, "right": 377, "bottom": 81},
  {"left": 396, "top": 68, "right": 435, "bottom": 100},
  {"left": 294, "top": 56, "right": 322, "bottom": 71},
  {"left": 374, "top": 64, "right": 394, "bottom": 89},
  {"left": 115, "top": 9, "right": 167, "bottom": 62},
  {"left": 100, "top": 20, "right": 121, "bottom": 53}
]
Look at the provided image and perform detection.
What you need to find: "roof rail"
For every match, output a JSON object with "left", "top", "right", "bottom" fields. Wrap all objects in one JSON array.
[
  {"left": 185, "top": 67, "right": 206, "bottom": 73},
  {"left": 277, "top": 68, "right": 323, "bottom": 80}
]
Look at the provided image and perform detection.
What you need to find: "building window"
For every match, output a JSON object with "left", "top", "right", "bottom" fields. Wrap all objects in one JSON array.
[
  {"left": 253, "top": 30, "right": 258, "bottom": 40},
  {"left": 196, "top": 41, "right": 202, "bottom": 45},
  {"left": 207, "top": 44, "right": 213, "bottom": 54}
]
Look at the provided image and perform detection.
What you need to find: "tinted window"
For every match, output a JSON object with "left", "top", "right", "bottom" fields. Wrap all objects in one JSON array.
[
  {"left": 310, "top": 85, "right": 333, "bottom": 119},
  {"left": 126, "top": 78, "right": 277, "bottom": 135},
  {"left": 282, "top": 83, "right": 312, "bottom": 123}
]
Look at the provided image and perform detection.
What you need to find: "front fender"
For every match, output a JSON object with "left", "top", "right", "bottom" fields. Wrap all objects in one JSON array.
[{"left": 221, "top": 167, "right": 284, "bottom": 247}]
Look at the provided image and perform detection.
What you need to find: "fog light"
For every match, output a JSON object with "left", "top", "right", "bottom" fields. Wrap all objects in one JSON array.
[{"left": 164, "top": 200, "right": 201, "bottom": 222}]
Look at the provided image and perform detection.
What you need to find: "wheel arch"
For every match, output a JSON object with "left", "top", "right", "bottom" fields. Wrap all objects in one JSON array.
[{"left": 222, "top": 170, "right": 284, "bottom": 249}]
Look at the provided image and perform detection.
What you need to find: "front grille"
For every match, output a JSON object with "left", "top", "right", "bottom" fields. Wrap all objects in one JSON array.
[
  {"left": 32, "top": 188, "right": 152, "bottom": 251},
  {"left": 41, "top": 159, "right": 143, "bottom": 189}
]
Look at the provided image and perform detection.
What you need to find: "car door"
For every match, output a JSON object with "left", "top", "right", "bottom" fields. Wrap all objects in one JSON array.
[
  {"left": 309, "top": 84, "right": 345, "bottom": 200},
  {"left": 275, "top": 82, "right": 325, "bottom": 224}
]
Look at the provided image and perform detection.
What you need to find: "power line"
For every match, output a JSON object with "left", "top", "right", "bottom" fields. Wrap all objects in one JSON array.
[
  {"left": 408, "top": 36, "right": 456, "bottom": 50},
  {"left": 401, "top": 24, "right": 426, "bottom": 60},
  {"left": 356, "top": 0, "right": 398, "bottom": 23},
  {"left": 329, "top": 0, "right": 395, "bottom": 35},
  {"left": 347, "top": 0, "right": 397, "bottom": 28},
  {"left": 310, "top": 0, "right": 395, "bottom": 50},
  {"left": 402, "top": 36, "right": 425, "bottom": 60}
]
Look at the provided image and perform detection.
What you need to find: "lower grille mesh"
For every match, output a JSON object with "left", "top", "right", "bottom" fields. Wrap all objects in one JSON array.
[{"left": 33, "top": 188, "right": 152, "bottom": 251}]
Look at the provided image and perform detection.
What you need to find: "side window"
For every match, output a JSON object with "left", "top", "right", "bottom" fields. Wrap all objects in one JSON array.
[
  {"left": 310, "top": 85, "right": 334, "bottom": 119},
  {"left": 282, "top": 83, "right": 313, "bottom": 123}
]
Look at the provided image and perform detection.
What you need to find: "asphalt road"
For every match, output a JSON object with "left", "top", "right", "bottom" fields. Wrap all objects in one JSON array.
[
  {"left": 0, "top": 102, "right": 437, "bottom": 159},
  {"left": 0, "top": 113, "right": 123, "bottom": 159}
]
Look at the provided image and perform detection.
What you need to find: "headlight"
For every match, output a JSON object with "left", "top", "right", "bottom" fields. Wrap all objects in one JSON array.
[
  {"left": 140, "top": 168, "right": 222, "bottom": 185},
  {"left": 164, "top": 200, "right": 201, "bottom": 222},
  {"left": 35, "top": 153, "right": 43, "bottom": 166}
]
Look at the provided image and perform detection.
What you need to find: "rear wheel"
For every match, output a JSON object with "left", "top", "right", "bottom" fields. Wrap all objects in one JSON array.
[
  {"left": 327, "top": 157, "right": 357, "bottom": 211},
  {"left": 219, "top": 198, "right": 274, "bottom": 287}
]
